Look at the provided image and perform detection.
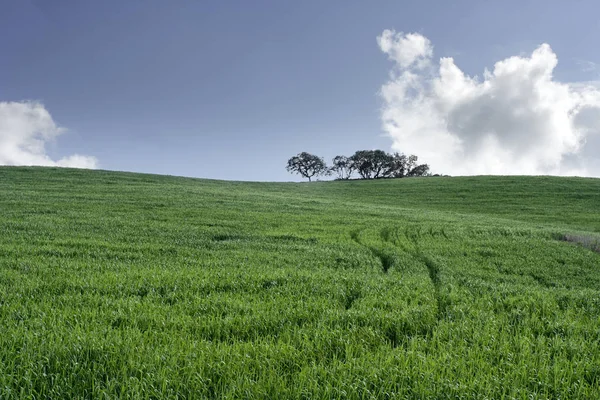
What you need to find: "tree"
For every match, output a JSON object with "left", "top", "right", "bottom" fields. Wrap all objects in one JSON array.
[
  {"left": 330, "top": 155, "right": 354, "bottom": 179},
  {"left": 287, "top": 149, "right": 432, "bottom": 181},
  {"left": 346, "top": 150, "right": 431, "bottom": 179},
  {"left": 390, "top": 153, "right": 430, "bottom": 177},
  {"left": 406, "top": 163, "right": 430, "bottom": 177},
  {"left": 286, "top": 152, "right": 328, "bottom": 182},
  {"left": 349, "top": 150, "right": 394, "bottom": 179}
]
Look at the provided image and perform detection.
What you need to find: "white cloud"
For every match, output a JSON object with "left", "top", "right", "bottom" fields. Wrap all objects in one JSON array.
[
  {"left": 378, "top": 30, "right": 600, "bottom": 176},
  {"left": 0, "top": 101, "right": 97, "bottom": 169},
  {"left": 377, "top": 30, "right": 433, "bottom": 70}
]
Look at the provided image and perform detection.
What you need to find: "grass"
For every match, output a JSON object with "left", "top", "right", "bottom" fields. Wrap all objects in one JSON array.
[
  {"left": 0, "top": 166, "right": 599, "bottom": 399},
  {"left": 559, "top": 233, "right": 600, "bottom": 253}
]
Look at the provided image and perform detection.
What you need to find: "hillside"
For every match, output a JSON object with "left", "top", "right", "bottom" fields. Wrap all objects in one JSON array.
[{"left": 1, "top": 167, "right": 599, "bottom": 398}]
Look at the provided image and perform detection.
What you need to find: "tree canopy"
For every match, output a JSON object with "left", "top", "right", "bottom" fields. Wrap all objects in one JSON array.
[
  {"left": 287, "top": 149, "right": 431, "bottom": 181},
  {"left": 346, "top": 150, "right": 430, "bottom": 179},
  {"left": 286, "top": 152, "right": 329, "bottom": 182},
  {"left": 349, "top": 150, "right": 392, "bottom": 179},
  {"left": 330, "top": 155, "right": 354, "bottom": 180}
]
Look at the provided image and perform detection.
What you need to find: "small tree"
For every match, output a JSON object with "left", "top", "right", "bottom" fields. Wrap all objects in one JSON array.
[
  {"left": 406, "top": 163, "right": 430, "bottom": 177},
  {"left": 330, "top": 155, "right": 354, "bottom": 179},
  {"left": 390, "top": 153, "right": 430, "bottom": 177},
  {"left": 286, "top": 152, "right": 328, "bottom": 182}
]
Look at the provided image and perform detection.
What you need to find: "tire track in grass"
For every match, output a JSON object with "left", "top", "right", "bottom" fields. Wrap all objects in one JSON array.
[
  {"left": 419, "top": 253, "right": 448, "bottom": 322},
  {"left": 350, "top": 228, "right": 427, "bottom": 347},
  {"left": 342, "top": 281, "right": 362, "bottom": 310},
  {"left": 350, "top": 229, "right": 395, "bottom": 274},
  {"left": 378, "top": 226, "right": 450, "bottom": 323},
  {"left": 350, "top": 226, "right": 450, "bottom": 343}
]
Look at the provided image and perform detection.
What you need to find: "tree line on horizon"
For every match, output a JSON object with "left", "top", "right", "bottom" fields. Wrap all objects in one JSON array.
[{"left": 286, "top": 150, "right": 431, "bottom": 181}]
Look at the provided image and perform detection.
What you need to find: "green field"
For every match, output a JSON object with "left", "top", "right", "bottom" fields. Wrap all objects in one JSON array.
[{"left": 1, "top": 167, "right": 599, "bottom": 399}]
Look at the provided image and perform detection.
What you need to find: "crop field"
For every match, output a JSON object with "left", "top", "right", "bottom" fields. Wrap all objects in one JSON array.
[{"left": 0, "top": 166, "right": 599, "bottom": 399}]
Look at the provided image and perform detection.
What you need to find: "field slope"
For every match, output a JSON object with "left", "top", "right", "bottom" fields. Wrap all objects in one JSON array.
[{"left": 1, "top": 167, "right": 599, "bottom": 399}]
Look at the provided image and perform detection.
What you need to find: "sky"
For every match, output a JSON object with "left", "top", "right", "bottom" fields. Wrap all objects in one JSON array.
[{"left": 1, "top": 0, "right": 599, "bottom": 181}]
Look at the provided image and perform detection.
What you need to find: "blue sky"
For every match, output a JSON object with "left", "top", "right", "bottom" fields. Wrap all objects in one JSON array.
[{"left": 1, "top": 0, "right": 599, "bottom": 180}]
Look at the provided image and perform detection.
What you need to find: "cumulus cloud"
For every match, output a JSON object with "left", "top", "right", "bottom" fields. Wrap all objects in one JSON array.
[
  {"left": 378, "top": 30, "right": 600, "bottom": 176},
  {"left": 0, "top": 101, "right": 97, "bottom": 169},
  {"left": 377, "top": 30, "right": 433, "bottom": 70}
]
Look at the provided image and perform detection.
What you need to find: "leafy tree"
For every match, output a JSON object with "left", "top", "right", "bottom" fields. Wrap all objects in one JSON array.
[
  {"left": 390, "top": 153, "right": 430, "bottom": 177},
  {"left": 388, "top": 153, "right": 411, "bottom": 178},
  {"left": 349, "top": 150, "right": 394, "bottom": 179},
  {"left": 287, "top": 149, "right": 431, "bottom": 181},
  {"left": 347, "top": 150, "right": 431, "bottom": 179},
  {"left": 330, "top": 155, "right": 354, "bottom": 179},
  {"left": 286, "top": 152, "right": 328, "bottom": 182},
  {"left": 406, "top": 163, "right": 430, "bottom": 177}
]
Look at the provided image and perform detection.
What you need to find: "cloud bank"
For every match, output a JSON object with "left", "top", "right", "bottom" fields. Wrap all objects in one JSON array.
[
  {"left": 378, "top": 30, "right": 600, "bottom": 176},
  {"left": 0, "top": 101, "right": 97, "bottom": 169}
]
